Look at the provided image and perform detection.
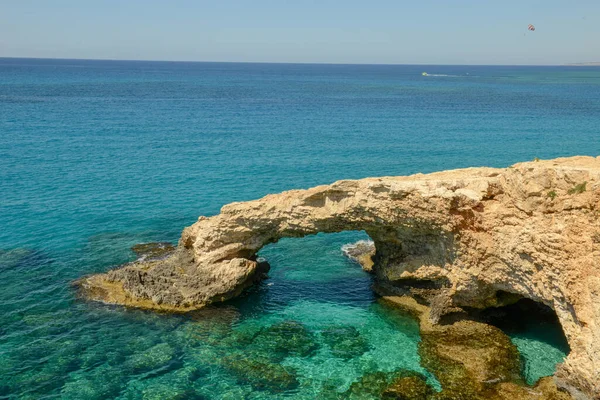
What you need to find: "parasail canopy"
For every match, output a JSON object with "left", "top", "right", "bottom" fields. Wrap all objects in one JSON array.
[{"left": 528, "top": 24, "right": 535, "bottom": 31}]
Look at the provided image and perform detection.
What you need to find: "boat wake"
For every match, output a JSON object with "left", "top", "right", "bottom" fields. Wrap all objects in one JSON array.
[{"left": 422, "top": 73, "right": 465, "bottom": 77}]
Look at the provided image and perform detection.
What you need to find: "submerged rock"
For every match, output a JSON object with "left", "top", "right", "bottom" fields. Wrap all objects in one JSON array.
[
  {"left": 120, "top": 365, "right": 204, "bottom": 400},
  {"left": 0, "top": 248, "right": 50, "bottom": 271},
  {"left": 344, "top": 371, "right": 398, "bottom": 399},
  {"left": 343, "top": 369, "right": 433, "bottom": 400},
  {"left": 125, "top": 342, "right": 176, "bottom": 373},
  {"left": 321, "top": 325, "right": 370, "bottom": 359},
  {"left": 199, "top": 320, "right": 314, "bottom": 393},
  {"left": 220, "top": 320, "right": 319, "bottom": 363},
  {"left": 180, "top": 305, "right": 241, "bottom": 346},
  {"left": 131, "top": 242, "right": 176, "bottom": 261},
  {"left": 60, "top": 364, "right": 124, "bottom": 400},
  {"left": 222, "top": 353, "right": 299, "bottom": 393},
  {"left": 251, "top": 320, "right": 319, "bottom": 360},
  {"left": 383, "top": 374, "right": 435, "bottom": 400},
  {"left": 78, "top": 156, "right": 600, "bottom": 397}
]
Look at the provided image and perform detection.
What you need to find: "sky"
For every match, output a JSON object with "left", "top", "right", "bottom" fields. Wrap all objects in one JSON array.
[{"left": 1, "top": 0, "right": 599, "bottom": 65}]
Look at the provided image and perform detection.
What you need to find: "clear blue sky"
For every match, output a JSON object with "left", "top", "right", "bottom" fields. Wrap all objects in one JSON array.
[{"left": 1, "top": 0, "right": 598, "bottom": 64}]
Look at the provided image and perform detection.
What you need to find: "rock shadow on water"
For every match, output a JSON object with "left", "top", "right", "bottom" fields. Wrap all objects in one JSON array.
[
  {"left": 81, "top": 231, "right": 176, "bottom": 269},
  {"left": 0, "top": 247, "right": 53, "bottom": 273},
  {"left": 224, "top": 275, "right": 376, "bottom": 317}
]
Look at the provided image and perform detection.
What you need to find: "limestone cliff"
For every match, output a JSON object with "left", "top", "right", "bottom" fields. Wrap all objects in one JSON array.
[{"left": 78, "top": 156, "right": 600, "bottom": 398}]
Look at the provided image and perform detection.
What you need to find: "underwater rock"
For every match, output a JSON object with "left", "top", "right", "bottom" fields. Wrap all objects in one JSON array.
[
  {"left": 343, "top": 369, "right": 433, "bottom": 400},
  {"left": 203, "top": 321, "right": 314, "bottom": 393},
  {"left": 222, "top": 353, "right": 299, "bottom": 393},
  {"left": 321, "top": 325, "right": 371, "bottom": 359},
  {"left": 0, "top": 248, "right": 50, "bottom": 272},
  {"left": 79, "top": 156, "right": 600, "bottom": 397},
  {"left": 382, "top": 374, "right": 435, "bottom": 400},
  {"left": 131, "top": 242, "right": 176, "bottom": 261},
  {"left": 491, "top": 377, "right": 572, "bottom": 400},
  {"left": 0, "top": 248, "right": 34, "bottom": 270},
  {"left": 180, "top": 305, "right": 241, "bottom": 347},
  {"left": 253, "top": 320, "right": 319, "bottom": 360},
  {"left": 60, "top": 364, "right": 124, "bottom": 400},
  {"left": 344, "top": 371, "right": 399, "bottom": 399},
  {"left": 222, "top": 320, "right": 319, "bottom": 363},
  {"left": 126, "top": 342, "right": 176, "bottom": 373},
  {"left": 120, "top": 365, "right": 204, "bottom": 400}
]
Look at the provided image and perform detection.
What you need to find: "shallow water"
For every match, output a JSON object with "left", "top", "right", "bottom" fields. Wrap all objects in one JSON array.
[{"left": 1, "top": 59, "right": 596, "bottom": 398}]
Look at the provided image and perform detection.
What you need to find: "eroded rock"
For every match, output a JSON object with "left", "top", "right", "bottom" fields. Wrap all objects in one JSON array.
[{"left": 77, "top": 156, "right": 600, "bottom": 397}]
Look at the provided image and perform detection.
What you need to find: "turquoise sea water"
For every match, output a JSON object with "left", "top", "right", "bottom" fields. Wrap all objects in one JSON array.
[{"left": 0, "top": 59, "right": 596, "bottom": 399}]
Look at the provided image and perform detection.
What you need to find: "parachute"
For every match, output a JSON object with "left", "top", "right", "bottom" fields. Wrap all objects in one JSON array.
[{"left": 528, "top": 24, "right": 535, "bottom": 31}]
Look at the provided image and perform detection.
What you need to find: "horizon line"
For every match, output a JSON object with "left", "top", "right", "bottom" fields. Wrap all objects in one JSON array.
[{"left": 1, "top": 56, "right": 597, "bottom": 67}]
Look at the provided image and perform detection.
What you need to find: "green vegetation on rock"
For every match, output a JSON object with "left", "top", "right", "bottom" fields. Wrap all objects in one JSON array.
[{"left": 567, "top": 181, "right": 587, "bottom": 194}]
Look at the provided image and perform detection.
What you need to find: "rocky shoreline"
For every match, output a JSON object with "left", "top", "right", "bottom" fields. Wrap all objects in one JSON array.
[
  {"left": 343, "top": 244, "right": 572, "bottom": 399},
  {"left": 77, "top": 156, "right": 600, "bottom": 398},
  {"left": 378, "top": 294, "right": 571, "bottom": 399}
]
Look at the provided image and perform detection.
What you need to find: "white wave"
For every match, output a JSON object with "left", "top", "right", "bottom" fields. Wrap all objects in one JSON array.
[{"left": 341, "top": 240, "right": 375, "bottom": 260}]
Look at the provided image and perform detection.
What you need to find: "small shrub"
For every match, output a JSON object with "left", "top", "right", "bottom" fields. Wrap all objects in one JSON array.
[
  {"left": 533, "top": 157, "right": 540, "bottom": 162},
  {"left": 567, "top": 182, "right": 587, "bottom": 195},
  {"left": 547, "top": 190, "right": 557, "bottom": 200}
]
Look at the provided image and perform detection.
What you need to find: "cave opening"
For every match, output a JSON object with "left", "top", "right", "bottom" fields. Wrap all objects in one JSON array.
[{"left": 470, "top": 293, "right": 571, "bottom": 385}]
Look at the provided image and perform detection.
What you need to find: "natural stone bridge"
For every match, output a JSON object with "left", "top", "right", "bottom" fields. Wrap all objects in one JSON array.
[{"left": 79, "top": 156, "right": 600, "bottom": 398}]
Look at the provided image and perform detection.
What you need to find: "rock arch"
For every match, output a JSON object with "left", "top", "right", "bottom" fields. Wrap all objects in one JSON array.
[{"left": 79, "top": 156, "right": 600, "bottom": 398}]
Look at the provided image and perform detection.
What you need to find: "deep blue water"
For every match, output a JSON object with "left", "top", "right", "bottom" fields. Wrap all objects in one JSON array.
[{"left": 0, "top": 58, "right": 596, "bottom": 399}]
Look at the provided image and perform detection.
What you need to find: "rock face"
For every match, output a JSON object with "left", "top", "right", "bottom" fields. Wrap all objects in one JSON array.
[{"left": 78, "top": 156, "right": 600, "bottom": 398}]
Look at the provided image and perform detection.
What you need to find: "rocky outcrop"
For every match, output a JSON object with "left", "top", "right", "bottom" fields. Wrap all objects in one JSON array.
[
  {"left": 380, "top": 295, "right": 572, "bottom": 399},
  {"left": 342, "top": 240, "right": 376, "bottom": 272},
  {"left": 78, "top": 156, "right": 600, "bottom": 398}
]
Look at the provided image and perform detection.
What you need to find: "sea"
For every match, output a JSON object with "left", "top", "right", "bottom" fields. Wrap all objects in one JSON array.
[{"left": 1, "top": 58, "right": 598, "bottom": 399}]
